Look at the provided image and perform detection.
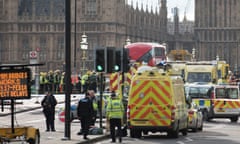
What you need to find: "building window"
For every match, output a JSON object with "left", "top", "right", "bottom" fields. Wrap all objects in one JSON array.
[
  {"left": 18, "top": 0, "right": 33, "bottom": 16},
  {"left": 39, "top": 36, "right": 47, "bottom": 61},
  {"left": 22, "top": 37, "right": 30, "bottom": 60},
  {"left": 57, "top": 36, "right": 64, "bottom": 60},
  {"left": 35, "top": 0, "right": 50, "bottom": 16},
  {"left": 86, "top": 0, "right": 97, "bottom": 15},
  {"left": 52, "top": 0, "right": 65, "bottom": 16}
]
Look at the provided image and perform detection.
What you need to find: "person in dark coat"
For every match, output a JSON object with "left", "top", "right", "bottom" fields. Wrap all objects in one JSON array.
[
  {"left": 41, "top": 92, "right": 57, "bottom": 132},
  {"left": 77, "top": 91, "right": 95, "bottom": 140}
]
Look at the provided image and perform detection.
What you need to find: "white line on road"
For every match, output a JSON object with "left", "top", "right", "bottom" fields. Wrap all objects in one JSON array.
[
  {"left": 185, "top": 137, "right": 193, "bottom": 142},
  {"left": 176, "top": 141, "right": 185, "bottom": 144}
]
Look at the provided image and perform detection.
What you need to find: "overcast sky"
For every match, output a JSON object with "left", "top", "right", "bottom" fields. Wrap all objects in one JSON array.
[{"left": 129, "top": 0, "right": 195, "bottom": 21}]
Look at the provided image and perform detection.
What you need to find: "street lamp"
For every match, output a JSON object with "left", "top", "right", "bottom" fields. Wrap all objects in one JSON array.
[
  {"left": 192, "top": 48, "right": 196, "bottom": 61},
  {"left": 80, "top": 33, "right": 88, "bottom": 74}
]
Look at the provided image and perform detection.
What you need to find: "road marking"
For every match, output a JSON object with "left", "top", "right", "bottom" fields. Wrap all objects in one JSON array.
[
  {"left": 176, "top": 141, "right": 185, "bottom": 144},
  {"left": 185, "top": 137, "right": 193, "bottom": 142}
]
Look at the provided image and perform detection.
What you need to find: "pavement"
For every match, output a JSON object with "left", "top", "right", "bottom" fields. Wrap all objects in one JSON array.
[{"left": 0, "top": 94, "right": 110, "bottom": 144}]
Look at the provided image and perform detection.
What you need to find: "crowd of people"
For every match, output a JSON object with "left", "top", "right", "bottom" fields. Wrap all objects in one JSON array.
[{"left": 38, "top": 69, "right": 106, "bottom": 94}]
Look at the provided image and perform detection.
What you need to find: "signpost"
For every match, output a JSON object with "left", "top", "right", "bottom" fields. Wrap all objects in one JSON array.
[{"left": 0, "top": 63, "right": 44, "bottom": 134}]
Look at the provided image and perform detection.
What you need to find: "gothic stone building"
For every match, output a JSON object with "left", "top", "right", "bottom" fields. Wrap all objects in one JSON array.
[
  {"left": 195, "top": 0, "right": 240, "bottom": 70},
  {"left": 0, "top": 0, "right": 169, "bottom": 72}
]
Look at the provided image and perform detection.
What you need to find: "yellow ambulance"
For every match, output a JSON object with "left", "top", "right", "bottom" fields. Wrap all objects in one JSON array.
[{"left": 127, "top": 66, "right": 189, "bottom": 138}]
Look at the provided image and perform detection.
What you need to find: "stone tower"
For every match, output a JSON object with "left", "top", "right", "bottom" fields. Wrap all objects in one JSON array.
[{"left": 195, "top": 0, "right": 240, "bottom": 69}]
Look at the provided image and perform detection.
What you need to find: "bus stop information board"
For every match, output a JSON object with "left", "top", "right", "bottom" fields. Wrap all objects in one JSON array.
[{"left": 0, "top": 68, "right": 31, "bottom": 100}]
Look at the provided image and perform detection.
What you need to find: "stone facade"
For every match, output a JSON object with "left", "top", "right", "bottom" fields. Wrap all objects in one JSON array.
[
  {"left": 195, "top": 0, "right": 240, "bottom": 70},
  {"left": 0, "top": 0, "right": 171, "bottom": 72}
]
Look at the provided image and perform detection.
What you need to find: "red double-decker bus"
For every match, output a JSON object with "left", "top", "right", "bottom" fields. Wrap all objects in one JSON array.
[{"left": 125, "top": 42, "right": 167, "bottom": 66}]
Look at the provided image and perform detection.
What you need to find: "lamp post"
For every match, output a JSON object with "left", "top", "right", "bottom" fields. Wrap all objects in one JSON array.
[
  {"left": 80, "top": 33, "right": 88, "bottom": 74},
  {"left": 192, "top": 48, "right": 196, "bottom": 62}
]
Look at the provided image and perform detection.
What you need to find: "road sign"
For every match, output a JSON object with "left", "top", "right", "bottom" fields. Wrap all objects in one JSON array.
[
  {"left": 29, "top": 51, "right": 37, "bottom": 59},
  {"left": 59, "top": 110, "right": 65, "bottom": 122}
]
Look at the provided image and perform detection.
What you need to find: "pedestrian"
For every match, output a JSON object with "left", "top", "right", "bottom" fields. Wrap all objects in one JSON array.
[
  {"left": 41, "top": 92, "right": 57, "bottom": 132},
  {"left": 77, "top": 91, "right": 95, "bottom": 140},
  {"left": 88, "top": 90, "right": 98, "bottom": 126},
  {"left": 106, "top": 91, "right": 124, "bottom": 143}
]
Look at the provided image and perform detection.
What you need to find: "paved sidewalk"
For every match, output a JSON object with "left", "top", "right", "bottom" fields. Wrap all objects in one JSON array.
[{"left": 0, "top": 94, "right": 110, "bottom": 144}]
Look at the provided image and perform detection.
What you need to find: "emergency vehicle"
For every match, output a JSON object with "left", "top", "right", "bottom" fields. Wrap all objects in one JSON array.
[
  {"left": 216, "top": 61, "right": 229, "bottom": 84},
  {"left": 184, "top": 83, "right": 213, "bottom": 121},
  {"left": 127, "top": 65, "right": 188, "bottom": 138},
  {"left": 208, "top": 84, "right": 240, "bottom": 122},
  {"left": 185, "top": 61, "right": 218, "bottom": 84}
]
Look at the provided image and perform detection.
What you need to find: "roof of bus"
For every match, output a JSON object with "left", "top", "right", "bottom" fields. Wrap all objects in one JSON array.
[{"left": 125, "top": 42, "right": 166, "bottom": 60}]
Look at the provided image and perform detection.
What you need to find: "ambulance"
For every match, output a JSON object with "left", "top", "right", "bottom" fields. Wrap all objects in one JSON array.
[
  {"left": 127, "top": 65, "right": 189, "bottom": 138},
  {"left": 185, "top": 61, "right": 218, "bottom": 84},
  {"left": 208, "top": 84, "right": 240, "bottom": 122}
]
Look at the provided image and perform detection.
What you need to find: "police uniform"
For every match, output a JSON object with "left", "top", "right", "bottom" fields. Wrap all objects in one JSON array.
[
  {"left": 77, "top": 92, "right": 94, "bottom": 140},
  {"left": 106, "top": 92, "right": 124, "bottom": 143}
]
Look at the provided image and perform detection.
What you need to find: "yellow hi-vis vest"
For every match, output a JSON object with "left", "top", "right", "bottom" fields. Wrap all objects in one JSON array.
[
  {"left": 106, "top": 98, "right": 124, "bottom": 119},
  {"left": 92, "top": 99, "right": 98, "bottom": 111}
]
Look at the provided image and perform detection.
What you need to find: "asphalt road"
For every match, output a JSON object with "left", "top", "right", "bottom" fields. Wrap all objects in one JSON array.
[{"left": 98, "top": 118, "right": 240, "bottom": 144}]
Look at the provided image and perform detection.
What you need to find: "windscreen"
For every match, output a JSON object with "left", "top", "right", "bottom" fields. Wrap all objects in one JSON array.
[
  {"left": 187, "top": 72, "right": 212, "bottom": 83},
  {"left": 185, "top": 86, "right": 212, "bottom": 99}
]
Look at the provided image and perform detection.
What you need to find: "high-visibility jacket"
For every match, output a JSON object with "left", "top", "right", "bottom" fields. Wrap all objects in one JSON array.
[
  {"left": 106, "top": 98, "right": 124, "bottom": 119},
  {"left": 54, "top": 74, "right": 61, "bottom": 84},
  {"left": 40, "top": 75, "right": 48, "bottom": 84},
  {"left": 92, "top": 98, "right": 98, "bottom": 111},
  {"left": 81, "top": 74, "right": 88, "bottom": 85}
]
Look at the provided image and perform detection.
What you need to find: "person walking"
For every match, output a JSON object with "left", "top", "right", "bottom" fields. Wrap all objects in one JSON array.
[
  {"left": 77, "top": 91, "right": 95, "bottom": 140},
  {"left": 41, "top": 92, "right": 57, "bottom": 132},
  {"left": 106, "top": 91, "right": 124, "bottom": 143}
]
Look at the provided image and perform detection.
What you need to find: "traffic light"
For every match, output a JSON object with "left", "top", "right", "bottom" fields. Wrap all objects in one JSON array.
[
  {"left": 107, "top": 47, "right": 114, "bottom": 73},
  {"left": 95, "top": 49, "right": 105, "bottom": 72},
  {"left": 123, "top": 49, "right": 130, "bottom": 72},
  {"left": 114, "top": 50, "right": 121, "bottom": 72}
]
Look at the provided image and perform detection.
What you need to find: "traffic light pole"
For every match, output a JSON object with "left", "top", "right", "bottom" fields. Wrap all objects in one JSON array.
[
  {"left": 121, "top": 46, "right": 125, "bottom": 98},
  {"left": 99, "top": 72, "right": 103, "bottom": 128},
  {"left": 63, "top": 0, "right": 71, "bottom": 140}
]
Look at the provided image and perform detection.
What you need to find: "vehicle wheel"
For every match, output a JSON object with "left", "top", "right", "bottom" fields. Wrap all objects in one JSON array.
[
  {"left": 28, "top": 130, "right": 40, "bottom": 144},
  {"left": 143, "top": 131, "right": 148, "bottom": 135},
  {"left": 130, "top": 129, "right": 136, "bottom": 138},
  {"left": 192, "top": 120, "right": 198, "bottom": 132},
  {"left": 230, "top": 116, "right": 238, "bottom": 122},
  {"left": 170, "top": 126, "right": 179, "bottom": 138},
  {"left": 181, "top": 128, "right": 188, "bottom": 136},
  {"left": 198, "top": 120, "right": 203, "bottom": 131},
  {"left": 202, "top": 110, "right": 209, "bottom": 121}
]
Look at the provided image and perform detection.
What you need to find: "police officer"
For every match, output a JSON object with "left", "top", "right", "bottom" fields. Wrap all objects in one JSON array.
[
  {"left": 47, "top": 70, "right": 54, "bottom": 92},
  {"left": 41, "top": 92, "right": 57, "bottom": 132},
  {"left": 88, "top": 71, "right": 98, "bottom": 93},
  {"left": 106, "top": 91, "right": 124, "bottom": 143},
  {"left": 54, "top": 70, "right": 61, "bottom": 93},
  {"left": 77, "top": 91, "right": 95, "bottom": 140},
  {"left": 88, "top": 90, "right": 98, "bottom": 126},
  {"left": 81, "top": 72, "right": 89, "bottom": 93}
]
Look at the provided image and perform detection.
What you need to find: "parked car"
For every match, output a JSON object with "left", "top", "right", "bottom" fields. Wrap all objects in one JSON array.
[
  {"left": 188, "top": 102, "right": 203, "bottom": 132},
  {"left": 69, "top": 93, "right": 110, "bottom": 122}
]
